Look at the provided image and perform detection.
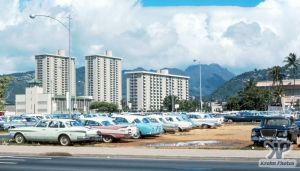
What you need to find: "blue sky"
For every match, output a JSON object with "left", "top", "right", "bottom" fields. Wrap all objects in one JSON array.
[{"left": 141, "top": 0, "right": 264, "bottom": 7}]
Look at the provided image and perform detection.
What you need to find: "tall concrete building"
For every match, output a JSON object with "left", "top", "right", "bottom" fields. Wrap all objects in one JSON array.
[
  {"left": 126, "top": 69, "right": 189, "bottom": 112},
  {"left": 35, "top": 50, "right": 76, "bottom": 96},
  {"left": 85, "top": 50, "right": 122, "bottom": 108}
]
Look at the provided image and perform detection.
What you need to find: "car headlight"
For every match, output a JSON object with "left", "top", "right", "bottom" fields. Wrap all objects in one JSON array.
[
  {"left": 278, "top": 130, "right": 288, "bottom": 137},
  {"left": 251, "top": 130, "right": 257, "bottom": 136}
]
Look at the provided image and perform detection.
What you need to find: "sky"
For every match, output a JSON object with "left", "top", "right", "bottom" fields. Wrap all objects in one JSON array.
[{"left": 0, "top": 0, "right": 300, "bottom": 75}]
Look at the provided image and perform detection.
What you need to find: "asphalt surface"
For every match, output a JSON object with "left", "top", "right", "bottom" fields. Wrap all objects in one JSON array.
[{"left": 0, "top": 156, "right": 299, "bottom": 171}]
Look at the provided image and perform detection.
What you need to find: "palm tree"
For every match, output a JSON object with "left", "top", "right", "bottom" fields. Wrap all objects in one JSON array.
[
  {"left": 284, "top": 53, "right": 299, "bottom": 105},
  {"left": 269, "top": 66, "right": 284, "bottom": 106}
]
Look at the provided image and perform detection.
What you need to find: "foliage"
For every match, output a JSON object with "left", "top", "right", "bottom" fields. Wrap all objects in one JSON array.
[
  {"left": 0, "top": 76, "right": 12, "bottom": 111},
  {"left": 163, "top": 95, "right": 180, "bottom": 111},
  {"left": 178, "top": 100, "right": 198, "bottom": 112},
  {"left": 89, "top": 101, "right": 118, "bottom": 113},
  {"left": 284, "top": 53, "right": 299, "bottom": 105},
  {"left": 269, "top": 66, "right": 284, "bottom": 106},
  {"left": 225, "top": 79, "right": 270, "bottom": 111}
]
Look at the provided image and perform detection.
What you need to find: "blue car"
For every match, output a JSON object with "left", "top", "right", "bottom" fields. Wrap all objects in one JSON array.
[{"left": 112, "top": 115, "right": 163, "bottom": 138}]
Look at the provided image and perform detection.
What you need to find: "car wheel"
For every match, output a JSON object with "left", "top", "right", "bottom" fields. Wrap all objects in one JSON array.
[
  {"left": 178, "top": 127, "right": 183, "bottom": 132},
  {"left": 102, "top": 135, "right": 114, "bottom": 143},
  {"left": 59, "top": 135, "right": 71, "bottom": 146},
  {"left": 292, "top": 137, "right": 297, "bottom": 144},
  {"left": 132, "top": 132, "right": 141, "bottom": 139},
  {"left": 227, "top": 119, "right": 233, "bottom": 123},
  {"left": 202, "top": 124, "right": 209, "bottom": 129},
  {"left": 15, "top": 133, "right": 26, "bottom": 144}
]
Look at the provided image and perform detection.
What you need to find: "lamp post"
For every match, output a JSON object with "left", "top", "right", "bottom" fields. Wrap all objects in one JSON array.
[
  {"left": 193, "top": 59, "right": 202, "bottom": 112},
  {"left": 29, "top": 14, "right": 73, "bottom": 117}
]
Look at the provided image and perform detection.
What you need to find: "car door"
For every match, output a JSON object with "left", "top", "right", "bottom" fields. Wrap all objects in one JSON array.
[
  {"left": 30, "top": 120, "right": 49, "bottom": 141},
  {"left": 47, "top": 120, "right": 60, "bottom": 142}
]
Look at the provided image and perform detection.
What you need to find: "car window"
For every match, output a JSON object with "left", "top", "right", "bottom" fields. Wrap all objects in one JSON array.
[
  {"left": 266, "top": 119, "right": 289, "bottom": 126},
  {"left": 87, "top": 120, "right": 100, "bottom": 126},
  {"left": 133, "top": 119, "right": 141, "bottom": 124},
  {"left": 142, "top": 118, "right": 150, "bottom": 123},
  {"left": 65, "top": 121, "right": 82, "bottom": 127},
  {"left": 49, "top": 121, "right": 59, "bottom": 128},
  {"left": 166, "top": 117, "right": 174, "bottom": 122},
  {"left": 114, "top": 117, "right": 128, "bottom": 123},
  {"left": 36, "top": 120, "right": 49, "bottom": 127},
  {"left": 101, "top": 121, "right": 112, "bottom": 126},
  {"left": 149, "top": 118, "right": 158, "bottom": 123},
  {"left": 59, "top": 121, "right": 66, "bottom": 128},
  {"left": 176, "top": 117, "right": 182, "bottom": 121}
]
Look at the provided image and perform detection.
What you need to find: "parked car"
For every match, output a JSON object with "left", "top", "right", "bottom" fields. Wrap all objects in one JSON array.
[
  {"left": 187, "top": 113, "right": 222, "bottom": 128},
  {"left": 9, "top": 119, "right": 101, "bottom": 146},
  {"left": 162, "top": 115, "right": 193, "bottom": 131},
  {"left": 0, "top": 117, "right": 4, "bottom": 130},
  {"left": 3, "top": 116, "right": 39, "bottom": 130},
  {"left": 81, "top": 117, "right": 132, "bottom": 143},
  {"left": 148, "top": 115, "right": 178, "bottom": 133},
  {"left": 49, "top": 114, "right": 72, "bottom": 119},
  {"left": 251, "top": 117, "right": 299, "bottom": 145},
  {"left": 113, "top": 115, "right": 163, "bottom": 138},
  {"left": 224, "top": 111, "right": 265, "bottom": 122}
]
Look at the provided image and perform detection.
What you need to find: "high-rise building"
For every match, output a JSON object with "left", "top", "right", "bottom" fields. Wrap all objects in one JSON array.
[
  {"left": 126, "top": 69, "right": 189, "bottom": 112},
  {"left": 85, "top": 50, "right": 122, "bottom": 108},
  {"left": 35, "top": 50, "right": 76, "bottom": 96}
]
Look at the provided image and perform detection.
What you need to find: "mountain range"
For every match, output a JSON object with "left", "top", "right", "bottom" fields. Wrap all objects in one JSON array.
[{"left": 2, "top": 63, "right": 235, "bottom": 104}]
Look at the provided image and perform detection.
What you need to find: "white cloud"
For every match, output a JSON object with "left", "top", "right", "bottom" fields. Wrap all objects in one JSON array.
[{"left": 1, "top": 0, "right": 300, "bottom": 74}]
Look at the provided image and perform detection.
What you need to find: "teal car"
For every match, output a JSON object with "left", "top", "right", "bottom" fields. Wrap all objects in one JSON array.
[{"left": 113, "top": 115, "right": 163, "bottom": 138}]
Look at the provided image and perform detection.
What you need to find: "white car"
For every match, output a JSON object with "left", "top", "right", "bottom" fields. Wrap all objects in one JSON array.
[
  {"left": 9, "top": 119, "right": 101, "bottom": 146},
  {"left": 0, "top": 117, "right": 4, "bottom": 129},
  {"left": 163, "top": 115, "right": 193, "bottom": 131},
  {"left": 187, "top": 113, "right": 223, "bottom": 128}
]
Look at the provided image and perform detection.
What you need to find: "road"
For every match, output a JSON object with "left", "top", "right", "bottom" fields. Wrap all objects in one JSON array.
[{"left": 0, "top": 156, "right": 299, "bottom": 171}]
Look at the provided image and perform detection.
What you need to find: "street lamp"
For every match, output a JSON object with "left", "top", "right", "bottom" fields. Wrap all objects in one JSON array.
[
  {"left": 193, "top": 59, "right": 202, "bottom": 112},
  {"left": 29, "top": 14, "right": 74, "bottom": 116}
]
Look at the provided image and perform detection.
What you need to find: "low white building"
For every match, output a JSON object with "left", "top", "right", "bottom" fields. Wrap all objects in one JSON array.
[
  {"left": 256, "top": 79, "right": 300, "bottom": 108},
  {"left": 15, "top": 80, "right": 93, "bottom": 114}
]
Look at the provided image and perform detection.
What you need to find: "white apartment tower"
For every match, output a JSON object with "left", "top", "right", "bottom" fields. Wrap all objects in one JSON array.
[
  {"left": 35, "top": 50, "right": 76, "bottom": 96},
  {"left": 85, "top": 50, "right": 122, "bottom": 108},
  {"left": 126, "top": 69, "right": 189, "bottom": 112}
]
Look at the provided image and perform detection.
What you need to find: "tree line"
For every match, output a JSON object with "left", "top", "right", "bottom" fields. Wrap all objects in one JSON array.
[{"left": 226, "top": 53, "right": 300, "bottom": 111}]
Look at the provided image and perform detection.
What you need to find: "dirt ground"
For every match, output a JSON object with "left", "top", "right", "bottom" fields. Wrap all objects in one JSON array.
[
  {"left": 93, "top": 123, "right": 255, "bottom": 149},
  {"left": 94, "top": 123, "right": 300, "bottom": 150}
]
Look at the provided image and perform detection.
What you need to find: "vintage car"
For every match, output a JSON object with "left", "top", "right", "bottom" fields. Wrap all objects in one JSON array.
[
  {"left": 162, "top": 115, "right": 193, "bottom": 131},
  {"left": 81, "top": 117, "right": 133, "bottom": 143},
  {"left": 0, "top": 117, "right": 4, "bottom": 130},
  {"left": 2, "top": 116, "right": 39, "bottom": 130},
  {"left": 224, "top": 111, "right": 265, "bottom": 122},
  {"left": 148, "top": 115, "right": 178, "bottom": 133},
  {"left": 186, "top": 113, "right": 222, "bottom": 128},
  {"left": 9, "top": 119, "right": 101, "bottom": 146},
  {"left": 251, "top": 117, "right": 299, "bottom": 145},
  {"left": 113, "top": 115, "right": 163, "bottom": 138}
]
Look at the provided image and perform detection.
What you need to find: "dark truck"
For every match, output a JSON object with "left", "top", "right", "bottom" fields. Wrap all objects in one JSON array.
[{"left": 251, "top": 117, "right": 299, "bottom": 145}]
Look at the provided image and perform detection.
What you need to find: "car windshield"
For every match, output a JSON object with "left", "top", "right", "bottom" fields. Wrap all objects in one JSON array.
[
  {"left": 149, "top": 118, "right": 159, "bottom": 123},
  {"left": 142, "top": 118, "right": 150, "bottom": 123},
  {"left": 101, "top": 121, "right": 113, "bottom": 126},
  {"left": 65, "top": 121, "right": 82, "bottom": 127},
  {"left": 265, "top": 119, "right": 289, "bottom": 126}
]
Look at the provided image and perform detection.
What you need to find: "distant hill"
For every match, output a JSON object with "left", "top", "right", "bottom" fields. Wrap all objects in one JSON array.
[
  {"left": 207, "top": 67, "right": 276, "bottom": 101},
  {"left": 2, "top": 64, "right": 235, "bottom": 104}
]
